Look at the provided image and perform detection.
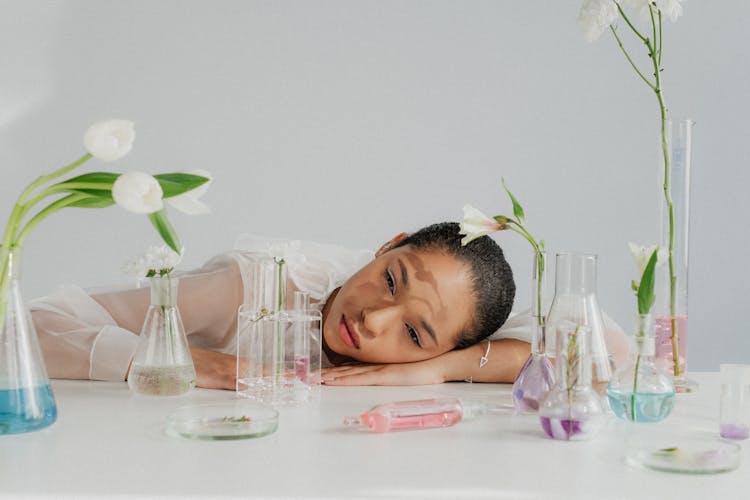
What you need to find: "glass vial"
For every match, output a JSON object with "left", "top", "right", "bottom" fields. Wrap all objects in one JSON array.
[
  {"left": 546, "top": 252, "right": 614, "bottom": 395},
  {"left": 719, "top": 364, "right": 750, "bottom": 440},
  {"left": 606, "top": 314, "right": 675, "bottom": 422},
  {"left": 128, "top": 276, "right": 196, "bottom": 396},
  {"left": 539, "top": 322, "right": 604, "bottom": 440},
  {"left": 0, "top": 246, "right": 57, "bottom": 434},
  {"left": 512, "top": 251, "right": 554, "bottom": 413}
]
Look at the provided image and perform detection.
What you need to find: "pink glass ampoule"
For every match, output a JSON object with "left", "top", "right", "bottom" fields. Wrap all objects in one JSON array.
[{"left": 343, "top": 398, "right": 488, "bottom": 433}]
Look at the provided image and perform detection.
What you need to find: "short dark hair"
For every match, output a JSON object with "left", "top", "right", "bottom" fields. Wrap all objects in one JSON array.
[{"left": 394, "top": 222, "right": 515, "bottom": 349}]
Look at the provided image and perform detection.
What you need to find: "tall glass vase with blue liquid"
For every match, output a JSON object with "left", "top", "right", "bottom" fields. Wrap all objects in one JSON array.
[{"left": 0, "top": 246, "right": 57, "bottom": 434}]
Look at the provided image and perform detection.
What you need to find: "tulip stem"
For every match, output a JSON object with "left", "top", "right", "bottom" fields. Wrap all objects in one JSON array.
[{"left": 14, "top": 193, "right": 91, "bottom": 248}]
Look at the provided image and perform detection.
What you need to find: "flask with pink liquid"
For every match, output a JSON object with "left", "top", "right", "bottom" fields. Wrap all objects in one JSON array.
[{"left": 343, "top": 398, "right": 491, "bottom": 433}]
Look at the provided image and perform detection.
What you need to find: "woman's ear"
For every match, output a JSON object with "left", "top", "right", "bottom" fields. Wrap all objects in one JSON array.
[{"left": 375, "top": 232, "right": 409, "bottom": 257}]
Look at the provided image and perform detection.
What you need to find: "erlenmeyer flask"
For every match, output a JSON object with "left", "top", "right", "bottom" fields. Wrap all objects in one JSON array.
[
  {"left": 546, "top": 252, "right": 614, "bottom": 395},
  {"left": 0, "top": 246, "right": 57, "bottom": 434},
  {"left": 128, "top": 275, "right": 196, "bottom": 396}
]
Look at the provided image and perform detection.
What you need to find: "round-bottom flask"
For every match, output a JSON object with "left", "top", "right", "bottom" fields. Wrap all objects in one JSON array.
[
  {"left": 539, "top": 322, "right": 604, "bottom": 441},
  {"left": 607, "top": 314, "right": 675, "bottom": 423}
]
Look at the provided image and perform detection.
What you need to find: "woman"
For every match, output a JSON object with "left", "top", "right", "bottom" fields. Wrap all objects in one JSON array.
[{"left": 31, "top": 222, "right": 622, "bottom": 389}]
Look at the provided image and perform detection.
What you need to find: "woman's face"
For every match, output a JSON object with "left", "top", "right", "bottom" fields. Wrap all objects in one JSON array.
[{"left": 321, "top": 244, "right": 476, "bottom": 364}]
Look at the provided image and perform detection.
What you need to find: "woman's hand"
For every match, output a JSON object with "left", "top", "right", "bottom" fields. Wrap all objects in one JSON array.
[
  {"left": 321, "top": 359, "right": 446, "bottom": 386},
  {"left": 190, "top": 348, "right": 238, "bottom": 390}
]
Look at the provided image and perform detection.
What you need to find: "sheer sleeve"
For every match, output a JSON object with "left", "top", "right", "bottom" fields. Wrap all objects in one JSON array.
[
  {"left": 489, "top": 308, "right": 628, "bottom": 366},
  {"left": 31, "top": 253, "right": 244, "bottom": 382}
]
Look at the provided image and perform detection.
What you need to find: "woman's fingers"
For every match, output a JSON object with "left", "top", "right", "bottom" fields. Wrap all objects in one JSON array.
[{"left": 322, "top": 362, "right": 443, "bottom": 386}]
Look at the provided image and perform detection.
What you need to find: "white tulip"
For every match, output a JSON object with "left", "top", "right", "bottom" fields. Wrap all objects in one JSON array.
[
  {"left": 83, "top": 119, "right": 135, "bottom": 162},
  {"left": 628, "top": 242, "right": 667, "bottom": 276},
  {"left": 578, "top": 0, "right": 619, "bottom": 42},
  {"left": 112, "top": 171, "right": 164, "bottom": 214},
  {"left": 459, "top": 205, "right": 504, "bottom": 246},
  {"left": 165, "top": 169, "right": 212, "bottom": 215}
]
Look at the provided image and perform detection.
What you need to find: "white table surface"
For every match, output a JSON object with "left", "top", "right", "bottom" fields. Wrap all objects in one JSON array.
[{"left": 0, "top": 373, "right": 747, "bottom": 499}]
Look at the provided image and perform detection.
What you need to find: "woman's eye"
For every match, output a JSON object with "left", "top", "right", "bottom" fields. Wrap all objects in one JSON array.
[
  {"left": 406, "top": 324, "right": 422, "bottom": 348},
  {"left": 385, "top": 268, "right": 396, "bottom": 295}
]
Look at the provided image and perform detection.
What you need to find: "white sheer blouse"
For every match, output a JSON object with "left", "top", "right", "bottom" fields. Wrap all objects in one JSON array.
[{"left": 32, "top": 235, "right": 621, "bottom": 382}]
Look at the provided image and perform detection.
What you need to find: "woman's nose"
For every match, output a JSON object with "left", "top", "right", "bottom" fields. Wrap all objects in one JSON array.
[{"left": 361, "top": 304, "right": 401, "bottom": 338}]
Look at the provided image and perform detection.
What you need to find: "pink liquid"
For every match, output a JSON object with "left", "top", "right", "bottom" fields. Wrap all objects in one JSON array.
[
  {"left": 294, "top": 355, "right": 310, "bottom": 383},
  {"left": 654, "top": 315, "right": 688, "bottom": 375},
  {"left": 361, "top": 409, "right": 463, "bottom": 433},
  {"left": 720, "top": 423, "right": 749, "bottom": 440}
]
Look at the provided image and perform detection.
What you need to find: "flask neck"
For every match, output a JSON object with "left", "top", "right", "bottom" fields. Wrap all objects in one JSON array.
[
  {"left": 0, "top": 245, "right": 22, "bottom": 281},
  {"left": 149, "top": 275, "right": 179, "bottom": 307},
  {"left": 633, "top": 313, "right": 655, "bottom": 358},
  {"left": 530, "top": 251, "right": 548, "bottom": 356},
  {"left": 554, "top": 252, "right": 597, "bottom": 295}
]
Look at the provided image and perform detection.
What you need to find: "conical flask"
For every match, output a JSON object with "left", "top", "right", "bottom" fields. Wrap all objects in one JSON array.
[
  {"left": 0, "top": 246, "right": 57, "bottom": 434},
  {"left": 546, "top": 252, "right": 614, "bottom": 395},
  {"left": 511, "top": 251, "right": 554, "bottom": 413},
  {"left": 128, "top": 275, "right": 196, "bottom": 396}
]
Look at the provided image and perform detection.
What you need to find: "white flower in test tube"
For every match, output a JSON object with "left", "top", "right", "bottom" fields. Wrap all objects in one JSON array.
[
  {"left": 83, "top": 119, "right": 135, "bottom": 162},
  {"left": 112, "top": 171, "right": 164, "bottom": 214},
  {"left": 144, "top": 245, "right": 182, "bottom": 273}
]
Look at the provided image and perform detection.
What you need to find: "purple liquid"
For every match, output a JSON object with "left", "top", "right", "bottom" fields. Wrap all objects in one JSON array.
[
  {"left": 720, "top": 423, "right": 749, "bottom": 440},
  {"left": 540, "top": 416, "right": 582, "bottom": 440},
  {"left": 511, "top": 354, "right": 554, "bottom": 413},
  {"left": 655, "top": 315, "right": 688, "bottom": 375}
]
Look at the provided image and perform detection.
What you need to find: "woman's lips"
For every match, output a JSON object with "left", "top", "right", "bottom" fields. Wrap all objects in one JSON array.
[{"left": 338, "top": 315, "right": 360, "bottom": 349}]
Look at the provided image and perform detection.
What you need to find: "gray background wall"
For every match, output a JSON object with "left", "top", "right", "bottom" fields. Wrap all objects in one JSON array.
[{"left": 1, "top": 1, "right": 747, "bottom": 369}]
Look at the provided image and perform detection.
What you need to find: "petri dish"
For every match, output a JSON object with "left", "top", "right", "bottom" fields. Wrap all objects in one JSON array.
[
  {"left": 166, "top": 401, "right": 279, "bottom": 440},
  {"left": 625, "top": 438, "right": 740, "bottom": 474}
]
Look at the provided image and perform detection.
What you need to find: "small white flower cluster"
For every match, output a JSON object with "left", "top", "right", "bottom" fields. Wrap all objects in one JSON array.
[
  {"left": 122, "top": 245, "right": 183, "bottom": 278},
  {"left": 578, "top": 0, "right": 684, "bottom": 42},
  {"left": 578, "top": 0, "right": 619, "bottom": 42}
]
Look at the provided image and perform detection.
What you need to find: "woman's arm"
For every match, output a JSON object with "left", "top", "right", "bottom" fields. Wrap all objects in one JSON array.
[
  {"left": 32, "top": 254, "right": 243, "bottom": 385},
  {"left": 321, "top": 339, "right": 530, "bottom": 386}
]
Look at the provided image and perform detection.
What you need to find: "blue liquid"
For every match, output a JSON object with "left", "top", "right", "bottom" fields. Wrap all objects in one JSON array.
[
  {"left": 0, "top": 385, "right": 57, "bottom": 434},
  {"left": 606, "top": 388, "right": 675, "bottom": 423}
]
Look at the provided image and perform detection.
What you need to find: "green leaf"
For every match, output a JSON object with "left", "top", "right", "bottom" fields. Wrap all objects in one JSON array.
[
  {"left": 58, "top": 172, "right": 119, "bottom": 186},
  {"left": 54, "top": 171, "right": 118, "bottom": 199},
  {"left": 67, "top": 195, "right": 116, "bottom": 208},
  {"left": 637, "top": 248, "right": 658, "bottom": 314},
  {"left": 147, "top": 209, "right": 182, "bottom": 254},
  {"left": 154, "top": 173, "right": 209, "bottom": 198},
  {"left": 501, "top": 178, "right": 525, "bottom": 224}
]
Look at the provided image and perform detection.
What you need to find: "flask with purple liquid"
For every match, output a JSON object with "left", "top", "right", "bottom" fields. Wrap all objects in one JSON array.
[
  {"left": 539, "top": 321, "right": 604, "bottom": 441},
  {"left": 511, "top": 251, "right": 554, "bottom": 413}
]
